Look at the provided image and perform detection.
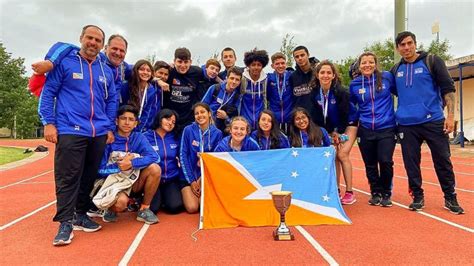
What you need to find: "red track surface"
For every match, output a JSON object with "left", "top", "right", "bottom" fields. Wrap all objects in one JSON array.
[{"left": 1, "top": 139, "right": 472, "bottom": 265}]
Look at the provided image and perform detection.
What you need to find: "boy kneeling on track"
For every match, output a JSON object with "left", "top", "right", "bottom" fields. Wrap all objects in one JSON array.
[{"left": 93, "top": 105, "right": 161, "bottom": 225}]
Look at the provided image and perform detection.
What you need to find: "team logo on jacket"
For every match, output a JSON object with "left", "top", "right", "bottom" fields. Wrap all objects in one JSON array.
[
  {"left": 72, "top": 73, "right": 83, "bottom": 79},
  {"left": 330, "top": 99, "right": 336, "bottom": 104},
  {"left": 170, "top": 144, "right": 178, "bottom": 149},
  {"left": 74, "top": 125, "right": 80, "bottom": 131},
  {"left": 173, "top": 79, "right": 181, "bottom": 85},
  {"left": 192, "top": 140, "right": 200, "bottom": 147},
  {"left": 397, "top": 71, "right": 404, "bottom": 77},
  {"left": 99, "top": 75, "right": 106, "bottom": 83},
  {"left": 152, "top": 145, "right": 159, "bottom": 151},
  {"left": 415, "top": 68, "right": 423, "bottom": 74}
]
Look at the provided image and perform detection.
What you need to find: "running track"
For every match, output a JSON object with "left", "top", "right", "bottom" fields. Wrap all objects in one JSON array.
[{"left": 0, "top": 139, "right": 472, "bottom": 265}]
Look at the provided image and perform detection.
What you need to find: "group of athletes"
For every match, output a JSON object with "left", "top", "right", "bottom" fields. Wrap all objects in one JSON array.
[{"left": 31, "top": 25, "right": 464, "bottom": 246}]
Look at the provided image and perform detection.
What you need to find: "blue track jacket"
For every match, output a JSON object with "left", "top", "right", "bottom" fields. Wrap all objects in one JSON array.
[
  {"left": 214, "top": 135, "right": 260, "bottom": 152},
  {"left": 144, "top": 130, "right": 180, "bottom": 182},
  {"left": 44, "top": 42, "right": 131, "bottom": 106},
  {"left": 392, "top": 52, "right": 455, "bottom": 126},
  {"left": 180, "top": 122, "right": 223, "bottom": 183},
  {"left": 266, "top": 70, "right": 293, "bottom": 124},
  {"left": 121, "top": 82, "right": 160, "bottom": 132},
  {"left": 349, "top": 71, "right": 396, "bottom": 130},
  {"left": 98, "top": 131, "right": 159, "bottom": 177},
  {"left": 250, "top": 130, "right": 290, "bottom": 150},
  {"left": 39, "top": 50, "right": 117, "bottom": 137}
]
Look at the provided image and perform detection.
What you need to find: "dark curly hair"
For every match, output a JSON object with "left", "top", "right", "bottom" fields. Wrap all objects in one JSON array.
[{"left": 243, "top": 48, "right": 269, "bottom": 68}]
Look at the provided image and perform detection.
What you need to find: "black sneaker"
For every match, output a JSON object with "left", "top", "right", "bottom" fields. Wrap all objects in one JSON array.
[
  {"left": 73, "top": 213, "right": 102, "bottom": 232},
  {"left": 444, "top": 197, "right": 464, "bottom": 215},
  {"left": 368, "top": 193, "right": 382, "bottom": 206},
  {"left": 53, "top": 221, "right": 74, "bottom": 246},
  {"left": 380, "top": 195, "right": 393, "bottom": 207},
  {"left": 409, "top": 197, "right": 424, "bottom": 211}
]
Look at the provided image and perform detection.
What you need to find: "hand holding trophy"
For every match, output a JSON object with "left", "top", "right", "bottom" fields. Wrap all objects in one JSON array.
[{"left": 270, "top": 191, "right": 295, "bottom": 241}]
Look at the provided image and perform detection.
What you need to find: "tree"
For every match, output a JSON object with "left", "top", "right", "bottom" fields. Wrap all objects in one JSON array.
[
  {"left": 280, "top": 34, "right": 296, "bottom": 68},
  {"left": 336, "top": 37, "right": 453, "bottom": 87},
  {"left": 0, "top": 42, "right": 39, "bottom": 138},
  {"left": 336, "top": 57, "right": 357, "bottom": 88},
  {"left": 419, "top": 39, "right": 453, "bottom": 61}
]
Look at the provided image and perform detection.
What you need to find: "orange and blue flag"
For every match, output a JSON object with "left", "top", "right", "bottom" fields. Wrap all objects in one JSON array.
[{"left": 200, "top": 147, "right": 351, "bottom": 229}]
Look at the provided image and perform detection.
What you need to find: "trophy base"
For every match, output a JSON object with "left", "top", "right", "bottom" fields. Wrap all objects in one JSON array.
[{"left": 273, "top": 231, "right": 295, "bottom": 241}]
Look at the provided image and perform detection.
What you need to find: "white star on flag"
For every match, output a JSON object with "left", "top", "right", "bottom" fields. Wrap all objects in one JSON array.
[
  {"left": 291, "top": 150, "right": 299, "bottom": 158},
  {"left": 324, "top": 151, "right": 331, "bottom": 158},
  {"left": 324, "top": 167, "right": 328, "bottom": 171},
  {"left": 322, "top": 194, "right": 330, "bottom": 202},
  {"left": 291, "top": 171, "right": 299, "bottom": 178}
]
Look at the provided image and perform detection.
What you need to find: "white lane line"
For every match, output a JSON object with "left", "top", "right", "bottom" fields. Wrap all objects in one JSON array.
[
  {"left": 0, "top": 170, "right": 54, "bottom": 190},
  {"left": 0, "top": 200, "right": 56, "bottom": 231},
  {"left": 118, "top": 224, "right": 150, "bottom": 266},
  {"left": 295, "top": 226, "right": 339, "bottom": 266},
  {"left": 352, "top": 166, "right": 474, "bottom": 193},
  {"left": 350, "top": 187, "right": 474, "bottom": 234}
]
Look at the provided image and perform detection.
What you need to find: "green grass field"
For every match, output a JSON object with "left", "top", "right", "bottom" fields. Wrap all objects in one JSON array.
[{"left": 0, "top": 147, "right": 33, "bottom": 165}]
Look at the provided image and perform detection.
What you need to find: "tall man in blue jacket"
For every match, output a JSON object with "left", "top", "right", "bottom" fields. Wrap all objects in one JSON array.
[
  {"left": 392, "top": 31, "right": 463, "bottom": 214},
  {"left": 39, "top": 25, "right": 117, "bottom": 246}
]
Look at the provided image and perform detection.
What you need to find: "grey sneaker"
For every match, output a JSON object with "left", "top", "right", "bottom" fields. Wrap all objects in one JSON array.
[
  {"left": 86, "top": 208, "right": 104, "bottom": 218},
  {"left": 409, "top": 197, "right": 424, "bottom": 211},
  {"left": 368, "top": 193, "right": 382, "bottom": 206},
  {"left": 444, "top": 197, "right": 464, "bottom": 215},
  {"left": 102, "top": 209, "right": 117, "bottom": 223},
  {"left": 73, "top": 213, "right": 102, "bottom": 232},
  {"left": 380, "top": 195, "right": 393, "bottom": 207},
  {"left": 53, "top": 221, "right": 74, "bottom": 246},
  {"left": 136, "top": 208, "right": 159, "bottom": 224}
]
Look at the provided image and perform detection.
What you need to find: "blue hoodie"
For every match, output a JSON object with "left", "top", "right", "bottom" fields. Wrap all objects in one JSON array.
[
  {"left": 349, "top": 71, "right": 396, "bottom": 130},
  {"left": 239, "top": 69, "right": 267, "bottom": 129},
  {"left": 392, "top": 52, "right": 454, "bottom": 126},
  {"left": 214, "top": 135, "right": 260, "bottom": 152},
  {"left": 144, "top": 130, "right": 180, "bottom": 182},
  {"left": 121, "top": 82, "right": 160, "bottom": 132},
  {"left": 98, "top": 131, "right": 159, "bottom": 177},
  {"left": 44, "top": 42, "right": 131, "bottom": 105},
  {"left": 250, "top": 130, "right": 290, "bottom": 150},
  {"left": 39, "top": 50, "right": 117, "bottom": 137},
  {"left": 266, "top": 70, "right": 293, "bottom": 124},
  {"left": 180, "top": 122, "right": 223, "bottom": 183}
]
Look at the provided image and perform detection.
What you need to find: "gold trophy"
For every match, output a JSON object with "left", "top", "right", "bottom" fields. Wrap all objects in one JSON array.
[{"left": 270, "top": 191, "right": 295, "bottom": 241}]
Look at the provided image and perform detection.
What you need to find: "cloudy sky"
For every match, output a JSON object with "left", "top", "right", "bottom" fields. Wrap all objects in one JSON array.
[{"left": 1, "top": 0, "right": 472, "bottom": 74}]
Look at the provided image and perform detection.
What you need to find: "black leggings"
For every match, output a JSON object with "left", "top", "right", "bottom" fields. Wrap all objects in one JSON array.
[{"left": 150, "top": 178, "right": 185, "bottom": 214}]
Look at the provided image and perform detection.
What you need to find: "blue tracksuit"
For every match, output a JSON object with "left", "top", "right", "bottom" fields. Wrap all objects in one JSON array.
[
  {"left": 293, "top": 128, "right": 331, "bottom": 147},
  {"left": 98, "top": 131, "right": 159, "bottom": 177},
  {"left": 392, "top": 52, "right": 454, "bottom": 126},
  {"left": 214, "top": 135, "right": 260, "bottom": 152},
  {"left": 239, "top": 69, "right": 267, "bottom": 129},
  {"left": 39, "top": 50, "right": 117, "bottom": 137},
  {"left": 250, "top": 130, "right": 290, "bottom": 150},
  {"left": 349, "top": 71, "right": 396, "bottom": 130},
  {"left": 201, "top": 82, "right": 240, "bottom": 127},
  {"left": 44, "top": 42, "right": 131, "bottom": 106},
  {"left": 266, "top": 70, "right": 293, "bottom": 125},
  {"left": 180, "top": 122, "right": 223, "bottom": 183},
  {"left": 121, "top": 82, "right": 160, "bottom": 132},
  {"left": 144, "top": 130, "right": 180, "bottom": 182}
]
